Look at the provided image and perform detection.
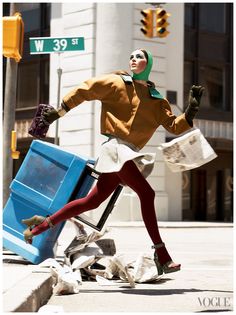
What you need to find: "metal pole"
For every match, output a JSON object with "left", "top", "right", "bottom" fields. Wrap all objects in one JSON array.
[
  {"left": 54, "top": 53, "right": 62, "bottom": 145},
  {"left": 3, "top": 3, "right": 18, "bottom": 206}
]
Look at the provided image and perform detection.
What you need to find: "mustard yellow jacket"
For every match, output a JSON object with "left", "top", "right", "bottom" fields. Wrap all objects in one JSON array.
[{"left": 63, "top": 71, "right": 191, "bottom": 149}]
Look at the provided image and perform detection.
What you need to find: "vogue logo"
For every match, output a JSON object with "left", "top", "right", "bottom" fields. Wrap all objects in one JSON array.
[{"left": 198, "top": 297, "right": 232, "bottom": 308}]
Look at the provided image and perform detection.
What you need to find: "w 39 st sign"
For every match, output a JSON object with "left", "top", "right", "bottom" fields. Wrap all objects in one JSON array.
[{"left": 30, "top": 36, "right": 84, "bottom": 54}]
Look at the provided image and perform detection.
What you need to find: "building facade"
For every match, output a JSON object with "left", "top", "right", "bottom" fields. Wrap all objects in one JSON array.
[{"left": 3, "top": 3, "right": 233, "bottom": 222}]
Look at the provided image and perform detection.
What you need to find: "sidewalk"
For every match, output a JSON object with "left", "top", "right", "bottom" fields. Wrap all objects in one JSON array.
[{"left": 2, "top": 221, "right": 234, "bottom": 312}]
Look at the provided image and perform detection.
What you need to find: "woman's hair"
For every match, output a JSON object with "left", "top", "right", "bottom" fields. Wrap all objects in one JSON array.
[{"left": 140, "top": 49, "right": 149, "bottom": 62}]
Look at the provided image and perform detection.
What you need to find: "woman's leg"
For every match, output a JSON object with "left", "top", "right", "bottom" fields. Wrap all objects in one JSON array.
[
  {"left": 117, "top": 160, "right": 173, "bottom": 265},
  {"left": 31, "top": 172, "right": 121, "bottom": 235}
]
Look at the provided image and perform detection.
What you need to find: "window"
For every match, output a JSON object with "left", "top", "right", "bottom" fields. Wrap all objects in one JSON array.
[
  {"left": 199, "top": 3, "right": 226, "bottom": 33},
  {"left": 19, "top": 4, "right": 41, "bottom": 33},
  {"left": 184, "top": 3, "right": 233, "bottom": 121},
  {"left": 184, "top": 61, "right": 194, "bottom": 106},
  {"left": 16, "top": 62, "right": 40, "bottom": 109},
  {"left": 19, "top": 3, "right": 50, "bottom": 34},
  {"left": 185, "top": 3, "right": 195, "bottom": 28},
  {"left": 3, "top": 3, "right": 51, "bottom": 118},
  {"left": 198, "top": 65, "right": 226, "bottom": 111},
  {"left": 16, "top": 60, "right": 49, "bottom": 109}
]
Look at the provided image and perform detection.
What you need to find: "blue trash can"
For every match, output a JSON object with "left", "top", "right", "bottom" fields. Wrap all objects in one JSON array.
[{"left": 3, "top": 140, "right": 95, "bottom": 264}]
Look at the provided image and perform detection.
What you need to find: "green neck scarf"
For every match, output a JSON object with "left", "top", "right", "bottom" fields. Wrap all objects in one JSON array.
[{"left": 132, "top": 50, "right": 153, "bottom": 81}]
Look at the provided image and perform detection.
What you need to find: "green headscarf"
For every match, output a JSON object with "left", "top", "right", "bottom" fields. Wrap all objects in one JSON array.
[{"left": 132, "top": 49, "right": 153, "bottom": 81}]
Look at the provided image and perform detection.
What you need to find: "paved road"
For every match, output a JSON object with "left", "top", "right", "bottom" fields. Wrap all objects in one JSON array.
[{"left": 43, "top": 224, "right": 233, "bottom": 312}]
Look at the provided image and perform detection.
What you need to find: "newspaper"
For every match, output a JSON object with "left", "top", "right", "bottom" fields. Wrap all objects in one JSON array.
[
  {"left": 158, "top": 128, "right": 217, "bottom": 172},
  {"left": 36, "top": 222, "right": 164, "bottom": 295}
]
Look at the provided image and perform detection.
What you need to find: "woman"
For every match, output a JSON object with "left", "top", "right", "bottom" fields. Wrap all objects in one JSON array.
[{"left": 22, "top": 49, "right": 204, "bottom": 276}]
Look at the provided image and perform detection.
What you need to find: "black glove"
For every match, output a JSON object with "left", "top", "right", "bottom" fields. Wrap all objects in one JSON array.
[
  {"left": 185, "top": 85, "right": 205, "bottom": 125},
  {"left": 42, "top": 101, "right": 70, "bottom": 125},
  {"left": 42, "top": 107, "right": 60, "bottom": 124}
]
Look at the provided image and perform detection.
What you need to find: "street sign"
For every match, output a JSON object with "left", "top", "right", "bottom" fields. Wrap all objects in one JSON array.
[{"left": 29, "top": 36, "right": 84, "bottom": 54}]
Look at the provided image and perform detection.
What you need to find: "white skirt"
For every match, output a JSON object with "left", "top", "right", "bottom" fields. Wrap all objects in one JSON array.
[{"left": 94, "top": 137, "right": 156, "bottom": 178}]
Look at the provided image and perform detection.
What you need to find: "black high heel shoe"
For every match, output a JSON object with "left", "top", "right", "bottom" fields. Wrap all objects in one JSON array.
[
  {"left": 21, "top": 215, "right": 54, "bottom": 243},
  {"left": 152, "top": 243, "right": 181, "bottom": 276}
]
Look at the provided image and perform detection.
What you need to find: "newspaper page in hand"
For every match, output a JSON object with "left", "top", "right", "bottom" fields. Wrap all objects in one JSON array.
[{"left": 158, "top": 128, "right": 217, "bottom": 172}]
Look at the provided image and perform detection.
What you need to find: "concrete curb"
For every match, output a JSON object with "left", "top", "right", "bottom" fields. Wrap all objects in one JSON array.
[{"left": 3, "top": 272, "right": 54, "bottom": 312}]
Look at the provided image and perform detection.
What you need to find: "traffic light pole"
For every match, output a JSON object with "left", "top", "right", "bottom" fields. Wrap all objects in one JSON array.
[
  {"left": 3, "top": 3, "right": 18, "bottom": 206},
  {"left": 54, "top": 53, "right": 62, "bottom": 146}
]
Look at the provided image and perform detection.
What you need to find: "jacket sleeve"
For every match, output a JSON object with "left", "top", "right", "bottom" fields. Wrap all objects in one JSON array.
[
  {"left": 62, "top": 74, "right": 116, "bottom": 109},
  {"left": 160, "top": 99, "right": 192, "bottom": 135}
]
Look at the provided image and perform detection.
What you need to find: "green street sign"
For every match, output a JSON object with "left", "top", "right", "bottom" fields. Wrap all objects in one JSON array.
[{"left": 29, "top": 36, "right": 85, "bottom": 54}]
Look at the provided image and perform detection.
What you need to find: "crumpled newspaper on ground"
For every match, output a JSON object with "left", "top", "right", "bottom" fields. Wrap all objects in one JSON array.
[
  {"left": 103, "top": 253, "right": 161, "bottom": 286},
  {"left": 38, "top": 220, "right": 161, "bottom": 295},
  {"left": 39, "top": 258, "right": 82, "bottom": 295}
]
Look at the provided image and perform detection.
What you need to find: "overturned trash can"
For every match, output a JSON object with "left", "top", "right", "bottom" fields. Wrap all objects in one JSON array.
[{"left": 3, "top": 140, "right": 122, "bottom": 264}]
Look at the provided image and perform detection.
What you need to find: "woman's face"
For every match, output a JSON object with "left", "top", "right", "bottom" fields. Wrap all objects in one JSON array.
[{"left": 129, "top": 50, "right": 147, "bottom": 74}]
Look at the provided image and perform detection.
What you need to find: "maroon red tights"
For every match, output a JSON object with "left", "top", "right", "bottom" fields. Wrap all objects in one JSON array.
[{"left": 31, "top": 160, "right": 172, "bottom": 264}]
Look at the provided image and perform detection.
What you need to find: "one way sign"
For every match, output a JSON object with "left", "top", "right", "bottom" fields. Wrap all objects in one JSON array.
[{"left": 30, "top": 36, "right": 84, "bottom": 54}]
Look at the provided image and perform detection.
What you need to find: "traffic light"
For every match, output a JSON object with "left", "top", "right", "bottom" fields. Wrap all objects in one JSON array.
[
  {"left": 3, "top": 12, "right": 24, "bottom": 62},
  {"left": 156, "top": 8, "right": 170, "bottom": 38},
  {"left": 140, "top": 9, "right": 153, "bottom": 38}
]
